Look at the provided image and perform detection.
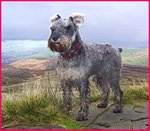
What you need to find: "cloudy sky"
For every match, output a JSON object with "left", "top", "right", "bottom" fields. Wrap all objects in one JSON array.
[{"left": 2, "top": 2, "right": 148, "bottom": 48}]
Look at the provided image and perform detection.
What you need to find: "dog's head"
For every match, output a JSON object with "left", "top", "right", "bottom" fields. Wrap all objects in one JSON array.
[{"left": 48, "top": 13, "right": 84, "bottom": 52}]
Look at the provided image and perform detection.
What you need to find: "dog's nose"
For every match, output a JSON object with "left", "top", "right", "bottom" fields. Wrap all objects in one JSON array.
[{"left": 51, "top": 36, "right": 59, "bottom": 42}]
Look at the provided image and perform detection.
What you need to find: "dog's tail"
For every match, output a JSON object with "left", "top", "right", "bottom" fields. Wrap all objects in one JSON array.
[{"left": 118, "top": 48, "right": 122, "bottom": 53}]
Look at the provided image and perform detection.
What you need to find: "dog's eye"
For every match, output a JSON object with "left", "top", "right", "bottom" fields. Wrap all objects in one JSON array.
[
  {"left": 65, "top": 25, "right": 71, "bottom": 30},
  {"left": 50, "top": 27, "right": 55, "bottom": 31}
]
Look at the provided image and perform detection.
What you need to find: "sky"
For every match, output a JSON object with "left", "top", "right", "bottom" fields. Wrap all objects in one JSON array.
[{"left": 2, "top": 2, "right": 148, "bottom": 48}]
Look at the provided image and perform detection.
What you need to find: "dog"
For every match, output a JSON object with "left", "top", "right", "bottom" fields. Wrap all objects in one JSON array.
[{"left": 48, "top": 13, "right": 123, "bottom": 121}]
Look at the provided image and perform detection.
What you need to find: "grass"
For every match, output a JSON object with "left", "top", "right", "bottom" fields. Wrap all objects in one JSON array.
[
  {"left": 122, "top": 81, "right": 148, "bottom": 105},
  {"left": 2, "top": 74, "right": 80, "bottom": 129},
  {"left": 60, "top": 119, "right": 81, "bottom": 129},
  {"left": 89, "top": 79, "right": 148, "bottom": 106},
  {"left": 2, "top": 88, "right": 59, "bottom": 126}
]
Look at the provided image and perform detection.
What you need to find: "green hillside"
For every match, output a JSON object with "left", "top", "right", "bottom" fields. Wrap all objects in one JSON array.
[
  {"left": 122, "top": 48, "right": 148, "bottom": 66},
  {"left": 26, "top": 48, "right": 148, "bottom": 67}
]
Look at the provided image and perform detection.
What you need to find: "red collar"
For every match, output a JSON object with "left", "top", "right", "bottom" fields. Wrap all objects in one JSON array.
[{"left": 61, "top": 42, "right": 81, "bottom": 59}]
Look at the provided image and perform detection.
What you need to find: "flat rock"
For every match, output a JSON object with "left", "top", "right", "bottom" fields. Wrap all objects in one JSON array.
[
  {"left": 71, "top": 102, "right": 148, "bottom": 129},
  {"left": 90, "top": 121, "right": 131, "bottom": 129},
  {"left": 70, "top": 102, "right": 114, "bottom": 127},
  {"left": 133, "top": 102, "right": 148, "bottom": 115},
  {"left": 130, "top": 119, "right": 148, "bottom": 129}
]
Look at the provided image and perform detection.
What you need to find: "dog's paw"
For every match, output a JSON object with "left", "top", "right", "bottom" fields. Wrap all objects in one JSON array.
[
  {"left": 97, "top": 102, "right": 108, "bottom": 108},
  {"left": 76, "top": 112, "right": 88, "bottom": 121},
  {"left": 113, "top": 104, "right": 123, "bottom": 113}
]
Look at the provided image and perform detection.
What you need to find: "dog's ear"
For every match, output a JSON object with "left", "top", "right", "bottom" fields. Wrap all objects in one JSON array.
[
  {"left": 70, "top": 13, "right": 84, "bottom": 27},
  {"left": 50, "top": 14, "right": 61, "bottom": 23}
]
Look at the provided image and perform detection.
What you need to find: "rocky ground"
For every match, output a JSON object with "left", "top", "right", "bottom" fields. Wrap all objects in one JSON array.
[{"left": 71, "top": 102, "right": 148, "bottom": 129}]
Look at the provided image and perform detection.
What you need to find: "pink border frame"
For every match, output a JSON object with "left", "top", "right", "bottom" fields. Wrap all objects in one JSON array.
[{"left": 0, "top": 0, "right": 149, "bottom": 131}]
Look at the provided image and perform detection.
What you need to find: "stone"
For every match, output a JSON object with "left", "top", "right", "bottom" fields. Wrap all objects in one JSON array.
[{"left": 71, "top": 102, "right": 148, "bottom": 129}]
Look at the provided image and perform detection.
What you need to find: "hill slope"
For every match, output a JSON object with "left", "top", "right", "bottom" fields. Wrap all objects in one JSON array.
[{"left": 122, "top": 48, "right": 148, "bottom": 66}]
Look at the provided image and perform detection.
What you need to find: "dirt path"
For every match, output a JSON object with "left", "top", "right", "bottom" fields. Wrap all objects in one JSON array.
[{"left": 70, "top": 102, "right": 148, "bottom": 129}]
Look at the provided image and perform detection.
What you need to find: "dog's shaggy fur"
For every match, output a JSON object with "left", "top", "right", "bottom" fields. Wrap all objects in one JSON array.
[{"left": 48, "top": 13, "right": 123, "bottom": 121}]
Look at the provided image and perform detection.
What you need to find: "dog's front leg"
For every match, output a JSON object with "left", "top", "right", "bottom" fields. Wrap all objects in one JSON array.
[
  {"left": 76, "top": 80, "right": 89, "bottom": 121},
  {"left": 61, "top": 81, "right": 72, "bottom": 114}
]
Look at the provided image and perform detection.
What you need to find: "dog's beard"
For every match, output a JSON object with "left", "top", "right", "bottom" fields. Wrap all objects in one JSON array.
[{"left": 48, "top": 36, "right": 71, "bottom": 52}]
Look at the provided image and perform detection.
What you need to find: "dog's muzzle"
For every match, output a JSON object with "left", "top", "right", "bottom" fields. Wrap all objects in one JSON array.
[{"left": 48, "top": 35, "right": 72, "bottom": 52}]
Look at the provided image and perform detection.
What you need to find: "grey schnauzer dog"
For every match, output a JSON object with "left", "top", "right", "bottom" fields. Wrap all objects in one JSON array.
[{"left": 48, "top": 13, "right": 123, "bottom": 121}]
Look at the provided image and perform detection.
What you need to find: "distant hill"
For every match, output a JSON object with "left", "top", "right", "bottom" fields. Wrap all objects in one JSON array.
[
  {"left": 122, "top": 48, "right": 148, "bottom": 66},
  {"left": 2, "top": 40, "right": 57, "bottom": 66},
  {"left": 2, "top": 40, "right": 148, "bottom": 66}
]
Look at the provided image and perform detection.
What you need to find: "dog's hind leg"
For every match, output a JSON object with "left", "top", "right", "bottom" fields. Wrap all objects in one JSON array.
[
  {"left": 96, "top": 78, "right": 110, "bottom": 108},
  {"left": 109, "top": 71, "right": 123, "bottom": 113},
  {"left": 111, "top": 81, "right": 123, "bottom": 113}
]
